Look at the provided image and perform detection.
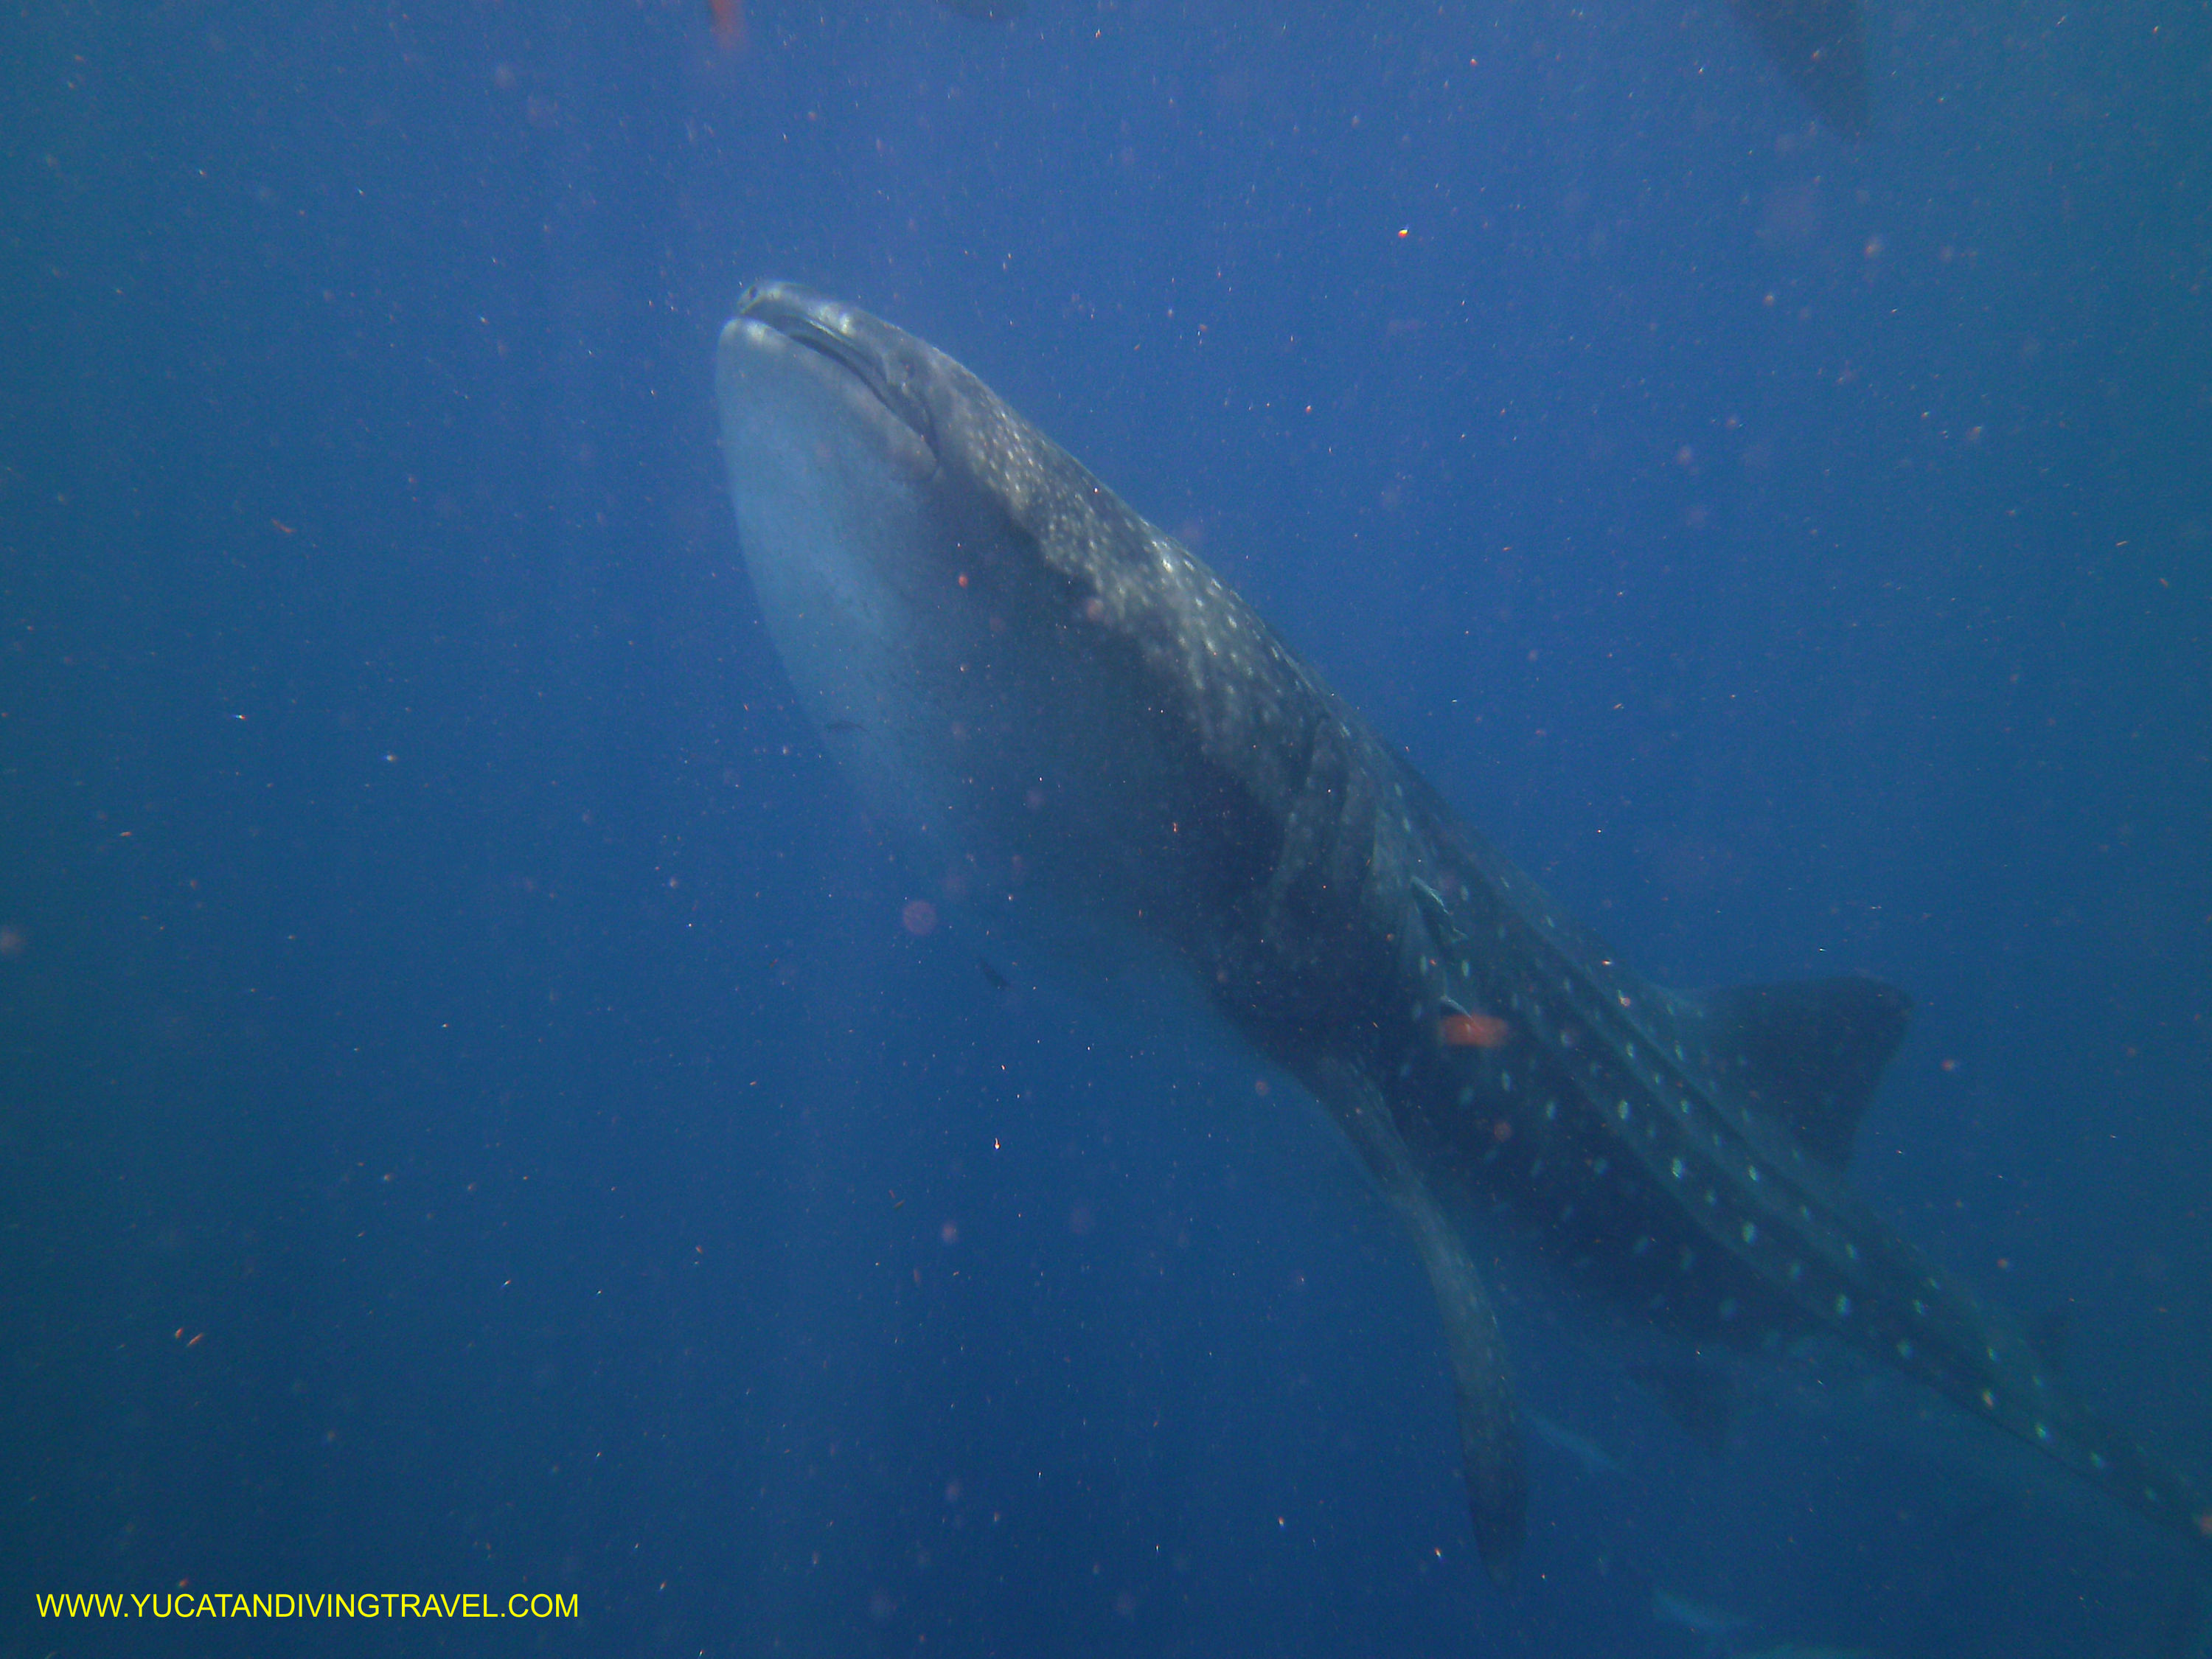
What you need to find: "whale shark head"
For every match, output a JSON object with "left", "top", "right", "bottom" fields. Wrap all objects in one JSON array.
[
  {"left": 715, "top": 282, "right": 1284, "bottom": 966},
  {"left": 715, "top": 283, "right": 1004, "bottom": 839}
]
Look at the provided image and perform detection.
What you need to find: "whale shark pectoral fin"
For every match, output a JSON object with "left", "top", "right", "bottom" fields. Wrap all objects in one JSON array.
[
  {"left": 1413, "top": 1178, "right": 1528, "bottom": 1585},
  {"left": 1312, "top": 1060, "right": 1528, "bottom": 1586}
]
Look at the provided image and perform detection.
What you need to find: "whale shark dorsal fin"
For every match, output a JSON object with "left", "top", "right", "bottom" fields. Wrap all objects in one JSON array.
[{"left": 1680, "top": 976, "right": 1911, "bottom": 1171}]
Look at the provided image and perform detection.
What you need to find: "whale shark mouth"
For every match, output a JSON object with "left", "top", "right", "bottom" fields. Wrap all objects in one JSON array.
[{"left": 734, "top": 282, "right": 937, "bottom": 453}]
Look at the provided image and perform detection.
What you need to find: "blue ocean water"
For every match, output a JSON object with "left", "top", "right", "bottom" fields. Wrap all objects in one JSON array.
[{"left": 2, "top": 1, "right": 2207, "bottom": 1654}]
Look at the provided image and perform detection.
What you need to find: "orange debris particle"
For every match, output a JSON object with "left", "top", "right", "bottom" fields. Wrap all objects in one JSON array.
[{"left": 1439, "top": 1012, "right": 1510, "bottom": 1048}]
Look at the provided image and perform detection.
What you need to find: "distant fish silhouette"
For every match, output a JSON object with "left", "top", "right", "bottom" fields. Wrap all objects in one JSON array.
[
  {"left": 935, "top": 0, "right": 1026, "bottom": 19},
  {"left": 1726, "top": 0, "right": 1868, "bottom": 136}
]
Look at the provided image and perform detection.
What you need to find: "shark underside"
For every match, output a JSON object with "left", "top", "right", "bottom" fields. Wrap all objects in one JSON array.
[{"left": 713, "top": 283, "right": 2208, "bottom": 1584}]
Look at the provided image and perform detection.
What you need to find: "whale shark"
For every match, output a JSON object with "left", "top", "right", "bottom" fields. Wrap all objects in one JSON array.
[{"left": 712, "top": 282, "right": 2210, "bottom": 1585}]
